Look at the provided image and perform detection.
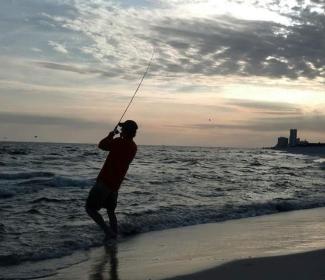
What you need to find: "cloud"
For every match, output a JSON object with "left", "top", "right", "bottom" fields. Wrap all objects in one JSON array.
[
  {"left": 31, "top": 48, "right": 42, "bottom": 53},
  {"left": 0, "top": 112, "right": 109, "bottom": 128},
  {"left": 153, "top": 13, "right": 325, "bottom": 79},
  {"left": 48, "top": 41, "right": 68, "bottom": 54},
  {"left": 34, "top": 61, "right": 121, "bottom": 77},
  {"left": 226, "top": 99, "right": 302, "bottom": 114},
  {"left": 4, "top": 0, "right": 321, "bottom": 81},
  {"left": 39, "top": 0, "right": 323, "bottom": 81},
  {"left": 188, "top": 114, "right": 325, "bottom": 132},
  {"left": 175, "top": 84, "right": 218, "bottom": 93}
]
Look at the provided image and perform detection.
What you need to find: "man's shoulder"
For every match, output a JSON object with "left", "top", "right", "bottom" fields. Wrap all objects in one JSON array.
[
  {"left": 128, "top": 140, "right": 137, "bottom": 152},
  {"left": 125, "top": 139, "right": 137, "bottom": 154},
  {"left": 114, "top": 138, "right": 137, "bottom": 149},
  {"left": 131, "top": 139, "right": 137, "bottom": 147}
]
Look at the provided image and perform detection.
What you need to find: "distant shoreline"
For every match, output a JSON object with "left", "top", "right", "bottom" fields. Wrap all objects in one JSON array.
[{"left": 271, "top": 146, "right": 325, "bottom": 157}]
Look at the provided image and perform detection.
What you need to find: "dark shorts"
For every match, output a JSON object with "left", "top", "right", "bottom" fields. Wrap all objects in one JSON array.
[{"left": 86, "top": 180, "right": 118, "bottom": 211}]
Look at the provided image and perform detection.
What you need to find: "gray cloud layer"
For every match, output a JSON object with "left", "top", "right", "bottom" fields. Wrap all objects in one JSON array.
[
  {"left": 153, "top": 13, "right": 325, "bottom": 79},
  {"left": 3, "top": 0, "right": 324, "bottom": 81},
  {"left": 190, "top": 114, "right": 325, "bottom": 132},
  {"left": 0, "top": 112, "right": 109, "bottom": 129},
  {"left": 226, "top": 99, "right": 302, "bottom": 115},
  {"left": 35, "top": 61, "right": 121, "bottom": 77}
]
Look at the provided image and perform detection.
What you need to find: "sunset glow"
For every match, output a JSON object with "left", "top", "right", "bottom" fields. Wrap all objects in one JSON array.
[{"left": 0, "top": 0, "right": 324, "bottom": 147}]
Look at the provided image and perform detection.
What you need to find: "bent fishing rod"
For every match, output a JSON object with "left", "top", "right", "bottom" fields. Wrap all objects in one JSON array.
[{"left": 114, "top": 48, "right": 155, "bottom": 132}]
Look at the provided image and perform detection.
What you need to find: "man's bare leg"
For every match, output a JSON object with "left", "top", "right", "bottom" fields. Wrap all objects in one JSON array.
[
  {"left": 107, "top": 209, "right": 118, "bottom": 238},
  {"left": 86, "top": 205, "right": 110, "bottom": 235}
]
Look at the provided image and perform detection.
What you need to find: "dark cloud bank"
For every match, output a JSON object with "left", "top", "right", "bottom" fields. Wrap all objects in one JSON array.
[
  {"left": 150, "top": 7, "right": 325, "bottom": 80},
  {"left": 35, "top": 61, "right": 122, "bottom": 77}
]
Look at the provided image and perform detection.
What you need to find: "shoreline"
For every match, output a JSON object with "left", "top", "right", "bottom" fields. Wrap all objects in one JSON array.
[
  {"left": 4, "top": 207, "right": 325, "bottom": 280},
  {"left": 271, "top": 146, "right": 325, "bottom": 157}
]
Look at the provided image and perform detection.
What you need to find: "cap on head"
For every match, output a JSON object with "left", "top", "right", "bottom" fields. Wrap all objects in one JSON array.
[{"left": 119, "top": 120, "right": 138, "bottom": 134}]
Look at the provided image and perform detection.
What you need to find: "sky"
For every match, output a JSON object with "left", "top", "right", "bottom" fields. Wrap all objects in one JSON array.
[{"left": 0, "top": 0, "right": 324, "bottom": 147}]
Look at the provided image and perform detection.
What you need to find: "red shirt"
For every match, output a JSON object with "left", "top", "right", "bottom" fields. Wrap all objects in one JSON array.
[{"left": 97, "top": 137, "right": 137, "bottom": 191}]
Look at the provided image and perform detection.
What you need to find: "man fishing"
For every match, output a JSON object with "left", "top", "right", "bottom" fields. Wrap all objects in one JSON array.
[{"left": 86, "top": 120, "right": 138, "bottom": 238}]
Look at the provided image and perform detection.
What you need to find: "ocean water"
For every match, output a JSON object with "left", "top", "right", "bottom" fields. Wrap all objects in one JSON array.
[{"left": 0, "top": 142, "right": 324, "bottom": 277}]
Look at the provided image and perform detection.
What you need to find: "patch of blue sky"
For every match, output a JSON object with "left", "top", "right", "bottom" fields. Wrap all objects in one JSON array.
[
  {"left": 0, "top": 23, "right": 94, "bottom": 64},
  {"left": 0, "top": 0, "right": 77, "bottom": 19},
  {"left": 0, "top": 0, "right": 79, "bottom": 56}
]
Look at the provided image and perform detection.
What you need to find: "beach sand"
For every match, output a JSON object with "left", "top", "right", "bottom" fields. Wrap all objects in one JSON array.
[
  {"left": 6, "top": 207, "right": 325, "bottom": 280},
  {"left": 165, "top": 249, "right": 325, "bottom": 280}
]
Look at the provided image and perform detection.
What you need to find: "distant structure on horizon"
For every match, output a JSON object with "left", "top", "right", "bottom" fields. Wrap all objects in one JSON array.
[
  {"left": 275, "top": 129, "right": 325, "bottom": 149},
  {"left": 289, "top": 129, "right": 297, "bottom": 146}
]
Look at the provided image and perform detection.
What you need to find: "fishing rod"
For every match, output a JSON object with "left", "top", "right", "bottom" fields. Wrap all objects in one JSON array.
[{"left": 114, "top": 48, "right": 155, "bottom": 132}]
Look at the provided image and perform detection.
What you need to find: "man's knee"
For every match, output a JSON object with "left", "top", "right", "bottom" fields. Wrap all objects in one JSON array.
[
  {"left": 86, "top": 203, "right": 97, "bottom": 216},
  {"left": 107, "top": 208, "right": 115, "bottom": 216}
]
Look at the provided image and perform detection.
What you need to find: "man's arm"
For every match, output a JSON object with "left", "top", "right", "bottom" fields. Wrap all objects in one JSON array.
[{"left": 98, "top": 131, "right": 117, "bottom": 151}]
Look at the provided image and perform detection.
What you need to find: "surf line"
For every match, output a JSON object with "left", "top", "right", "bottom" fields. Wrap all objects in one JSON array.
[{"left": 114, "top": 47, "right": 155, "bottom": 132}]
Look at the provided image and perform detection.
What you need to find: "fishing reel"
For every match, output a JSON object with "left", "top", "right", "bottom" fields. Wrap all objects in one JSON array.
[
  {"left": 113, "top": 120, "right": 138, "bottom": 135},
  {"left": 113, "top": 124, "right": 122, "bottom": 135}
]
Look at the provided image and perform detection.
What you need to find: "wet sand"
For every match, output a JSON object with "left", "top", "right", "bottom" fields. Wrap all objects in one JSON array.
[
  {"left": 165, "top": 249, "right": 325, "bottom": 280},
  {"left": 31, "top": 207, "right": 325, "bottom": 280}
]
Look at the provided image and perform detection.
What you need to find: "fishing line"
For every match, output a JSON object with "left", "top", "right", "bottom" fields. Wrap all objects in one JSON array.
[{"left": 115, "top": 47, "right": 155, "bottom": 130}]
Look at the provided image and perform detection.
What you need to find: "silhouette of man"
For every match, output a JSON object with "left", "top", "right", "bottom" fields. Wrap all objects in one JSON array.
[{"left": 86, "top": 120, "right": 138, "bottom": 238}]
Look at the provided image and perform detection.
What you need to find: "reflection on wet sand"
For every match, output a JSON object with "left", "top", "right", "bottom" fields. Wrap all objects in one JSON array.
[{"left": 90, "top": 242, "right": 119, "bottom": 280}]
